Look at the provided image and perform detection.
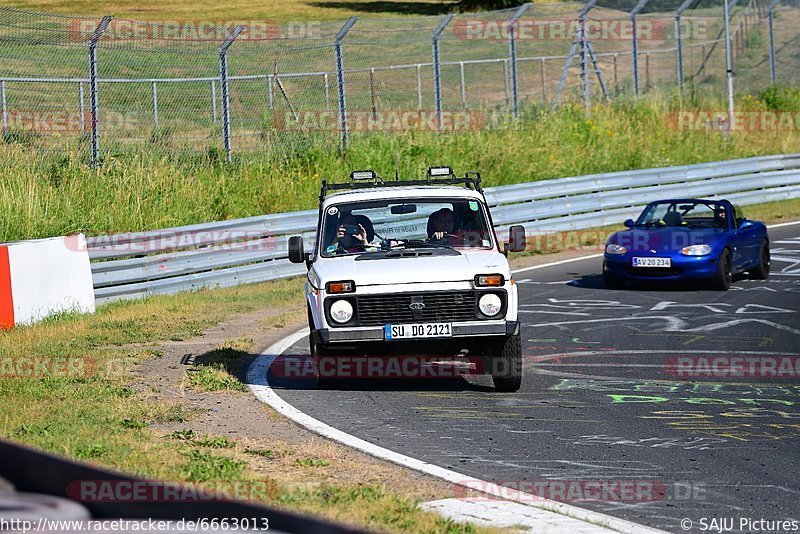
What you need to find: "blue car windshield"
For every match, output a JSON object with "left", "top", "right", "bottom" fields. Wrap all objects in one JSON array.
[{"left": 635, "top": 201, "right": 730, "bottom": 229}]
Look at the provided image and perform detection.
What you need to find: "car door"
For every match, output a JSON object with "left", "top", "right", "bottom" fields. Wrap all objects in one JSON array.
[{"left": 731, "top": 205, "right": 760, "bottom": 270}]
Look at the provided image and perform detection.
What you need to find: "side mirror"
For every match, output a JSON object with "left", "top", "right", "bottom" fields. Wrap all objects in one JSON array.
[
  {"left": 624, "top": 219, "right": 634, "bottom": 228},
  {"left": 288, "top": 236, "right": 306, "bottom": 264},
  {"left": 738, "top": 219, "right": 755, "bottom": 230},
  {"left": 505, "top": 225, "right": 527, "bottom": 254}
]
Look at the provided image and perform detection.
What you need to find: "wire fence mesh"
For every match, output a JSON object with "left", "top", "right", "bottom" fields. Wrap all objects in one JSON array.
[{"left": 0, "top": 1, "right": 797, "bottom": 163}]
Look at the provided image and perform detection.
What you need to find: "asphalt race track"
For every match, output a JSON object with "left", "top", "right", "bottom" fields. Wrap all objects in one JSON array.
[{"left": 266, "top": 223, "right": 800, "bottom": 533}]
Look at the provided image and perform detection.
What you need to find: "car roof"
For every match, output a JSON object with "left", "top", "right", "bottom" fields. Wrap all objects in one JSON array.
[{"left": 322, "top": 186, "right": 485, "bottom": 207}]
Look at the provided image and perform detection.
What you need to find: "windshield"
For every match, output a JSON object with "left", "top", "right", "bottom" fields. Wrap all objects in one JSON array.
[
  {"left": 319, "top": 197, "right": 494, "bottom": 257},
  {"left": 635, "top": 201, "right": 731, "bottom": 229}
]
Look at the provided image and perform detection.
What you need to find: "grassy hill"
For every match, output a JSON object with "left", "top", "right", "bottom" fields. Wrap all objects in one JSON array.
[{"left": 1, "top": 0, "right": 459, "bottom": 20}]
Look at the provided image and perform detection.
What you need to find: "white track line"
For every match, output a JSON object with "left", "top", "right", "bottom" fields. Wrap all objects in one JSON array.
[
  {"left": 246, "top": 220, "right": 800, "bottom": 533},
  {"left": 767, "top": 220, "right": 800, "bottom": 229}
]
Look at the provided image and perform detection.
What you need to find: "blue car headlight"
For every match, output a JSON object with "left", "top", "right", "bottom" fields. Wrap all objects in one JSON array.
[
  {"left": 680, "top": 244, "right": 712, "bottom": 256},
  {"left": 605, "top": 243, "right": 627, "bottom": 255}
]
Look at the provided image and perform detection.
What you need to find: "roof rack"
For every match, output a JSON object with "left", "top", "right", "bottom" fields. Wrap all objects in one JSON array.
[{"left": 319, "top": 166, "right": 482, "bottom": 201}]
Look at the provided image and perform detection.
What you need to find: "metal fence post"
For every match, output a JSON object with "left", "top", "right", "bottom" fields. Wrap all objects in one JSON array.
[
  {"left": 508, "top": 3, "right": 531, "bottom": 118},
  {"left": 334, "top": 17, "right": 358, "bottom": 151},
  {"left": 675, "top": 0, "right": 694, "bottom": 89},
  {"left": 369, "top": 67, "right": 378, "bottom": 120},
  {"left": 723, "top": 0, "right": 735, "bottom": 130},
  {"left": 88, "top": 16, "right": 112, "bottom": 167},
  {"left": 151, "top": 81, "right": 159, "bottom": 130},
  {"left": 432, "top": 14, "right": 453, "bottom": 130},
  {"left": 768, "top": 0, "right": 781, "bottom": 84},
  {"left": 1, "top": 80, "right": 7, "bottom": 136},
  {"left": 219, "top": 25, "right": 244, "bottom": 162},
  {"left": 630, "top": 0, "right": 651, "bottom": 97},
  {"left": 324, "top": 73, "right": 330, "bottom": 111}
]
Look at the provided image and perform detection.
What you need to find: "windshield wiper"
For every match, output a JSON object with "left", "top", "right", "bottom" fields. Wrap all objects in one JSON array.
[{"left": 396, "top": 238, "right": 452, "bottom": 250}]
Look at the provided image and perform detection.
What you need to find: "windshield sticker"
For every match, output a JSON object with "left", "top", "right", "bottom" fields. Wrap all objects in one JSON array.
[
  {"left": 327, "top": 206, "right": 339, "bottom": 216},
  {"left": 469, "top": 201, "right": 479, "bottom": 211},
  {"left": 326, "top": 244, "right": 337, "bottom": 253},
  {"left": 482, "top": 240, "right": 490, "bottom": 247}
]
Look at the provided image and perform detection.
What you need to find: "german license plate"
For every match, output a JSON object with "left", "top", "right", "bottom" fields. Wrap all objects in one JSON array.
[
  {"left": 384, "top": 323, "right": 452, "bottom": 340},
  {"left": 632, "top": 257, "right": 671, "bottom": 267}
]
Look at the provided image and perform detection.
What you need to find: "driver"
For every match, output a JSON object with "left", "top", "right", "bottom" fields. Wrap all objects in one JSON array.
[
  {"left": 715, "top": 206, "right": 728, "bottom": 227},
  {"left": 428, "top": 208, "right": 456, "bottom": 241}
]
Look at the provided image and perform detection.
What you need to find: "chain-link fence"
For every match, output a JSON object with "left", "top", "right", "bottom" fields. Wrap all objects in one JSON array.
[{"left": 0, "top": 1, "right": 797, "bottom": 164}]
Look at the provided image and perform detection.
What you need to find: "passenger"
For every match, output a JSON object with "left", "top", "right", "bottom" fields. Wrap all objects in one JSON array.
[{"left": 329, "top": 213, "right": 375, "bottom": 253}]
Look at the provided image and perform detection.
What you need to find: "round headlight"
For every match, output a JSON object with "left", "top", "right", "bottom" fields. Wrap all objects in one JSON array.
[
  {"left": 681, "top": 244, "right": 712, "bottom": 256},
  {"left": 605, "top": 243, "right": 627, "bottom": 255},
  {"left": 329, "top": 299, "right": 354, "bottom": 324},
  {"left": 478, "top": 293, "right": 503, "bottom": 317}
]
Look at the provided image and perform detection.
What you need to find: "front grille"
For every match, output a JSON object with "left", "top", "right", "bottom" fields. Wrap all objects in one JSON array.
[{"left": 355, "top": 291, "right": 478, "bottom": 326}]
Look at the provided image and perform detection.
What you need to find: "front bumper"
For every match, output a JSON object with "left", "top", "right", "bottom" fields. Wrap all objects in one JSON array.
[
  {"left": 317, "top": 320, "right": 519, "bottom": 344},
  {"left": 604, "top": 253, "right": 719, "bottom": 281}
]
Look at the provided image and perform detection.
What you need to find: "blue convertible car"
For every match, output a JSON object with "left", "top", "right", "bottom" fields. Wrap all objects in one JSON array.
[{"left": 603, "top": 199, "right": 770, "bottom": 290}]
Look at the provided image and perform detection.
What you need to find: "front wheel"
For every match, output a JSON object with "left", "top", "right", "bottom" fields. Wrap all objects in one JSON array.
[
  {"left": 310, "top": 333, "right": 336, "bottom": 389},
  {"left": 711, "top": 249, "right": 732, "bottom": 291},
  {"left": 490, "top": 333, "right": 522, "bottom": 392},
  {"left": 749, "top": 240, "right": 770, "bottom": 280}
]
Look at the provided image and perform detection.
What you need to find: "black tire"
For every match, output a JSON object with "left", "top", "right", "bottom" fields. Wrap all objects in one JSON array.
[
  {"left": 749, "top": 240, "right": 770, "bottom": 280},
  {"left": 712, "top": 249, "right": 732, "bottom": 291},
  {"left": 310, "top": 333, "right": 336, "bottom": 389},
  {"left": 603, "top": 271, "right": 625, "bottom": 290},
  {"left": 491, "top": 333, "right": 522, "bottom": 393}
]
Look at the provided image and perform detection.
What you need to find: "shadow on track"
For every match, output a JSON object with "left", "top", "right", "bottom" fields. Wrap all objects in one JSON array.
[{"left": 567, "top": 273, "right": 749, "bottom": 291}]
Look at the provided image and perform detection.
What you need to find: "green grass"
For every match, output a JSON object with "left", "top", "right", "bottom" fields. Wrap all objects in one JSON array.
[
  {"left": 3, "top": 95, "right": 800, "bottom": 243},
  {"left": 2, "top": 0, "right": 458, "bottom": 20},
  {"left": 0, "top": 276, "right": 503, "bottom": 533},
  {"left": 184, "top": 339, "right": 253, "bottom": 393}
]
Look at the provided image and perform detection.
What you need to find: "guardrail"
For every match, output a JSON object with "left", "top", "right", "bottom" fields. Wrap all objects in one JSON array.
[{"left": 88, "top": 153, "right": 800, "bottom": 303}]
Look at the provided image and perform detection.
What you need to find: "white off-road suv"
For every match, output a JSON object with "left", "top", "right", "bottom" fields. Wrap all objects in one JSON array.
[{"left": 288, "top": 167, "right": 526, "bottom": 391}]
